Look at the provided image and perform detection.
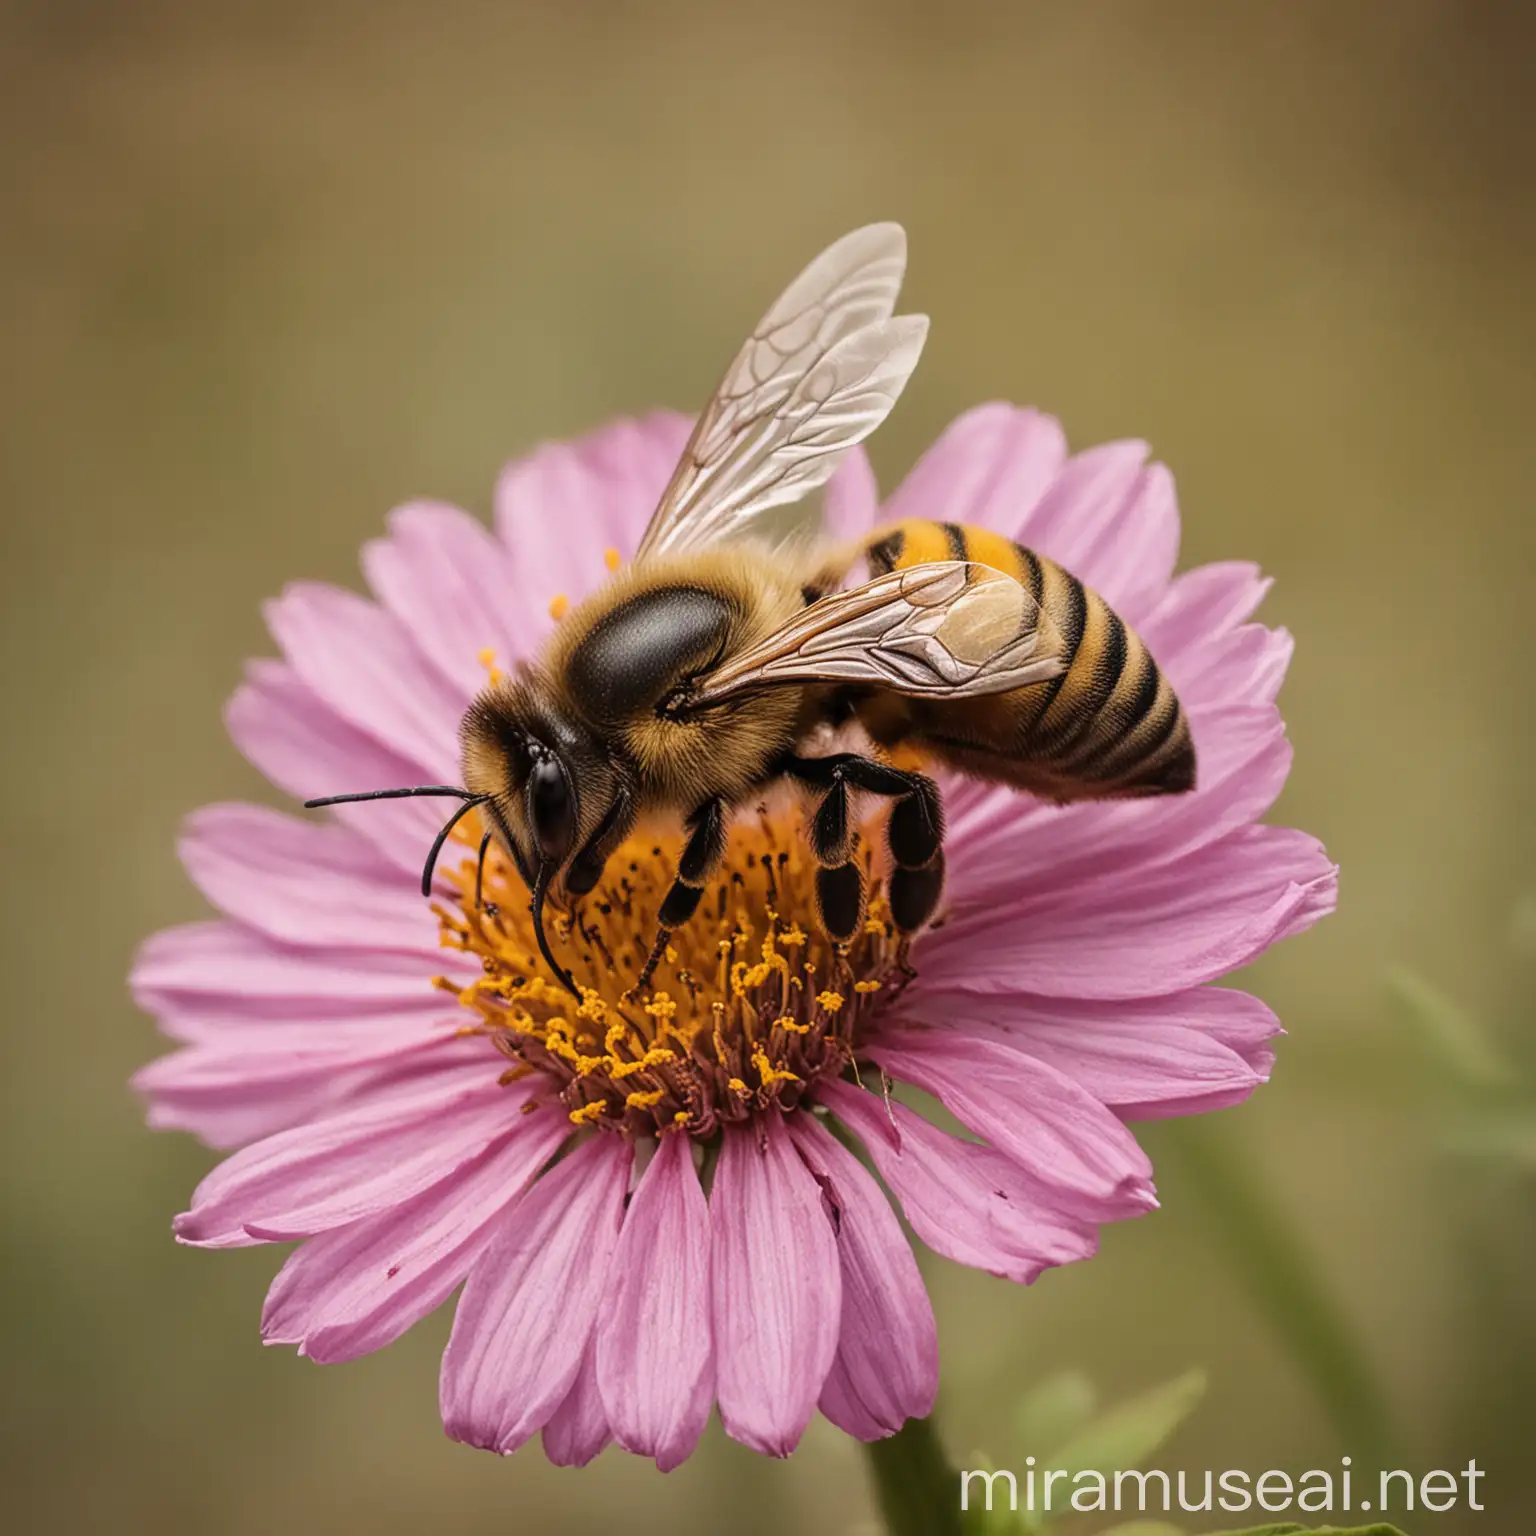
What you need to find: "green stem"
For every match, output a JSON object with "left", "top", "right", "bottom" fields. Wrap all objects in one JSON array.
[
  {"left": 1162, "top": 1116, "right": 1394, "bottom": 1461},
  {"left": 863, "top": 1415, "right": 965, "bottom": 1536}
]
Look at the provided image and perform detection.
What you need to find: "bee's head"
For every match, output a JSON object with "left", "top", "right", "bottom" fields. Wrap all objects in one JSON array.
[
  {"left": 459, "top": 670, "right": 633, "bottom": 995},
  {"left": 302, "top": 668, "right": 632, "bottom": 1001}
]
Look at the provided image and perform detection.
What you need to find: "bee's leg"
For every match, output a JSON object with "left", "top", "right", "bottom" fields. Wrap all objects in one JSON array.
[
  {"left": 777, "top": 753, "right": 946, "bottom": 940},
  {"left": 774, "top": 753, "right": 866, "bottom": 941},
  {"left": 564, "top": 786, "right": 636, "bottom": 899},
  {"left": 632, "top": 798, "right": 727, "bottom": 992},
  {"left": 880, "top": 773, "right": 946, "bottom": 937}
]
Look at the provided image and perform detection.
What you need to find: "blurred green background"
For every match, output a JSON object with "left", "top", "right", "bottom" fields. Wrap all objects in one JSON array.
[{"left": 3, "top": 2, "right": 1533, "bottom": 1532}]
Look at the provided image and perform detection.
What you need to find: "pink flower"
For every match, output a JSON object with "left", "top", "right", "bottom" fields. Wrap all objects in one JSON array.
[{"left": 132, "top": 405, "right": 1335, "bottom": 1467}]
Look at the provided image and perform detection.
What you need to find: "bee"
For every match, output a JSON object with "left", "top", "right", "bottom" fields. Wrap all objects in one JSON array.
[{"left": 307, "top": 224, "right": 1195, "bottom": 997}]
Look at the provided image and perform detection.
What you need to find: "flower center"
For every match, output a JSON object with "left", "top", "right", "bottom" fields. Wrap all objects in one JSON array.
[{"left": 433, "top": 809, "right": 901, "bottom": 1139}]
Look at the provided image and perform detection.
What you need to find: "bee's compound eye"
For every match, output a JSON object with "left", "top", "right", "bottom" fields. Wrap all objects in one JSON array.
[{"left": 527, "top": 755, "right": 576, "bottom": 862}]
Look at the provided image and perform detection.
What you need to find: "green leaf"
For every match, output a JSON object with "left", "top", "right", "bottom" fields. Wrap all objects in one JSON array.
[
  {"left": 1206, "top": 1525, "right": 1407, "bottom": 1535},
  {"left": 1205, "top": 1527, "right": 1307, "bottom": 1536},
  {"left": 1045, "top": 1369, "right": 1206, "bottom": 1477},
  {"left": 1386, "top": 967, "right": 1515, "bottom": 1093},
  {"left": 960, "top": 1506, "right": 1027, "bottom": 1536},
  {"left": 1013, "top": 1369, "right": 1098, "bottom": 1458},
  {"left": 956, "top": 1456, "right": 1027, "bottom": 1535},
  {"left": 1098, "top": 1523, "right": 1184, "bottom": 1535}
]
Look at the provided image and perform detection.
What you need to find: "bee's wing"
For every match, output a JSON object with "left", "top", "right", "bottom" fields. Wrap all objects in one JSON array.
[
  {"left": 633, "top": 223, "right": 927, "bottom": 563},
  {"left": 680, "top": 562, "right": 1063, "bottom": 708}
]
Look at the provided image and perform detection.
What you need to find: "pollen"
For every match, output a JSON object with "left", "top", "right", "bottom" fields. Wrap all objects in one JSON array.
[
  {"left": 548, "top": 593, "right": 569, "bottom": 621},
  {"left": 434, "top": 804, "right": 904, "bottom": 1141},
  {"left": 603, "top": 546, "right": 622, "bottom": 572},
  {"left": 476, "top": 647, "right": 506, "bottom": 688}
]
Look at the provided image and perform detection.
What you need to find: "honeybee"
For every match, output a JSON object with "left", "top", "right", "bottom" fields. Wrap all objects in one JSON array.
[{"left": 307, "top": 224, "right": 1195, "bottom": 996}]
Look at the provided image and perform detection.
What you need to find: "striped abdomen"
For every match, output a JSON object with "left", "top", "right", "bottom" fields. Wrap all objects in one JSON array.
[{"left": 862, "top": 519, "right": 1195, "bottom": 802}]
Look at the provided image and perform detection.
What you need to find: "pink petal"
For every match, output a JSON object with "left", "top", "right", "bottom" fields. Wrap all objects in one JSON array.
[
  {"left": 1141, "top": 561, "right": 1272, "bottom": 657},
  {"left": 264, "top": 581, "right": 462, "bottom": 778},
  {"left": 787, "top": 1114, "right": 937, "bottom": 1440},
  {"left": 360, "top": 501, "right": 538, "bottom": 699},
  {"left": 1056, "top": 461, "right": 1181, "bottom": 622},
  {"left": 822, "top": 445, "right": 880, "bottom": 543},
  {"left": 261, "top": 1108, "right": 567, "bottom": 1362},
  {"left": 441, "top": 1134, "right": 631, "bottom": 1455},
  {"left": 819, "top": 1080, "right": 1102, "bottom": 1283},
  {"left": 494, "top": 413, "right": 692, "bottom": 645},
  {"left": 1014, "top": 438, "right": 1146, "bottom": 545},
  {"left": 711, "top": 1116, "right": 841, "bottom": 1456},
  {"left": 865, "top": 1034, "right": 1155, "bottom": 1211},
  {"left": 946, "top": 705, "right": 1291, "bottom": 906},
  {"left": 922, "top": 825, "right": 1338, "bottom": 1000},
  {"left": 174, "top": 1066, "right": 526, "bottom": 1246},
  {"left": 595, "top": 1131, "right": 713, "bottom": 1471},
  {"left": 1168, "top": 622, "right": 1293, "bottom": 712},
  {"left": 884, "top": 999, "right": 1265, "bottom": 1121},
  {"left": 542, "top": 1337, "right": 613, "bottom": 1468},
  {"left": 882, "top": 403, "right": 1068, "bottom": 535},
  {"left": 131, "top": 922, "right": 462, "bottom": 1034},
  {"left": 142, "top": 1071, "right": 336, "bottom": 1150},
  {"left": 1175, "top": 985, "right": 1285, "bottom": 1070},
  {"left": 178, "top": 805, "right": 439, "bottom": 954},
  {"left": 134, "top": 1018, "right": 451, "bottom": 1148},
  {"left": 901, "top": 982, "right": 1281, "bottom": 1073},
  {"left": 1014, "top": 441, "right": 1172, "bottom": 621},
  {"left": 226, "top": 659, "right": 443, "bottom": 874}
]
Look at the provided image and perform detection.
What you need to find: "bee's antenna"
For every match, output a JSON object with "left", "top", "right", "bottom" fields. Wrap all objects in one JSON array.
[
  {"left": 419, "top": 796, "right": 491, "bottom": 897},
  {"left": 474, "top": 829, "right": 493, "bottom": 910},
  {"left": 303, "top": 785, "right": 477, "bottom": 808},
  {"left": 303, "top": 786, "right": 490, "bottom": 901},
  {"left": 530, "top": 862, "right": 580, "bottom": 1000}
]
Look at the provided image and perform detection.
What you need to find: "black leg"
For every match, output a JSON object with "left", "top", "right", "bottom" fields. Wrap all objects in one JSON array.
[
  {"left": 889, "top": 851, "right": 946, "bottom": 934},
  {"left": 811, "top": 777, "right": 852, "bottom": 866},
  {"left": 564, "top": 787, "right": 636, "bottom": 897},
  {"left": 631, "top": 798, "right": 726, "bottom": 992},
  {"left": 887, "top": 779, "right": 943, "bottom": 868},
  {"left": 816, "top": 862, "right": 865, "bottom": 942},
  {"left": 777, "top": 753, "right": 946, "bottom": 937},
  {"left": 676, "top": 797, "right": 726, "bottom": 885}
]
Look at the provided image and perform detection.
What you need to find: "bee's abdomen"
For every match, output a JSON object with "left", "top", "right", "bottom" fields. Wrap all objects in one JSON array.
[{"left": 864, "top": 519, "right": 1194, "bottom": 799}]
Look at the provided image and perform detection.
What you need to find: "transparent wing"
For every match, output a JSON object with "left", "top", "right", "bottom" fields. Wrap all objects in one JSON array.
[
  {"left": 677, "top": 562, "right": 1063, "bottom": 709},
  {"left": 634, "top": 223, "right": 927, "bottom": 562}
]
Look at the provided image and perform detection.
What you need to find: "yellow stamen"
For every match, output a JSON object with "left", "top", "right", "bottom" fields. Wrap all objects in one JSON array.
[
  {"left": 549, "top": 593, "right": 569, "bottom": 620},
  {"left": 435, "top": 802, "right": 904, "bottom": 1139},
  {"left": 752, "top": 1046, "right": 800, "bottom": 1088},
  {"left": 603, "top": 547, "right": 622, "bottom": 572},
  {"left": 610, "top": 1047, "right": 677, "bottom": 1079}
]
